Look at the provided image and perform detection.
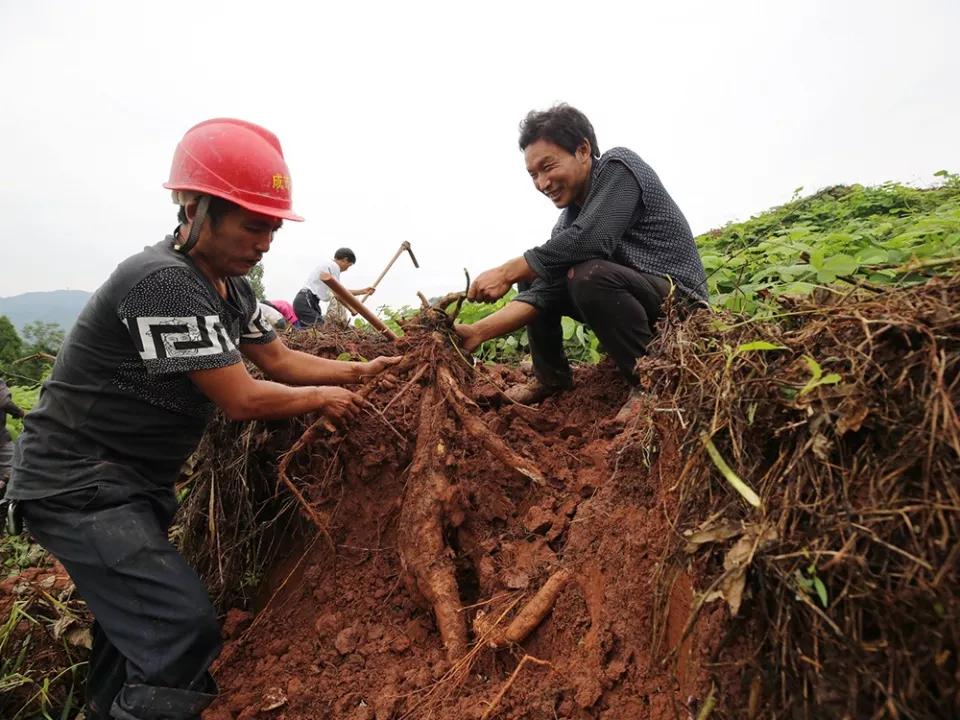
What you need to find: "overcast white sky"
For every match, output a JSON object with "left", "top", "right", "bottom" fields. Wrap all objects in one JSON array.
[{"left": 1, "top": 0, "right": 957, "bottom": 312}]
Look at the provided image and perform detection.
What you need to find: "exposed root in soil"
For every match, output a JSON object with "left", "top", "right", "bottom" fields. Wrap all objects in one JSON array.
[
  {"left": 397, "top": 381, "right": 467, "bottom": 661},
  {"left": 388, "top": 302, "right": 552, "bottom": 662},
  {"left": 158, "top": 278, "right": 960, "bottom": 718},
  {"left": 475, "top": 569, "right": 572, "bottom": 648}
]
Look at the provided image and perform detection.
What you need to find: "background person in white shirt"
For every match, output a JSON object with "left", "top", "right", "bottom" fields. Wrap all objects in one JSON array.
[{"left": 292, "top": 247, "right": 375, "bottom": 326}]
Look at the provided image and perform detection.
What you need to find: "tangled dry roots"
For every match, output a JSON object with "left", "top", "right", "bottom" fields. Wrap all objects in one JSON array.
[
  {"left": 177, "top": 326, "right": 396, "bottom": 610},
  {"left": 180, "top": 298, "right": 551, "bottom": 663},
  {"left": 639, "top": 277, "right": 960, "bottom": 718}
]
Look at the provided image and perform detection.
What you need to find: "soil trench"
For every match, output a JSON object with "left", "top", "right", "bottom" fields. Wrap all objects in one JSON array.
[{"left": 203, "top": 322, "right": 734, "bottom": 720}]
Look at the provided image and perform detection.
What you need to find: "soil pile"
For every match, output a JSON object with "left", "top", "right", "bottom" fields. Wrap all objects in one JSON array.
[
  {"left": 187, "top": 301, "right": 729, "bottom": 719},
  {"left": 634, "top": 277, "right": 960, "bottom": 718},
  {"left": 190, "top": 278, "right": 960, "bottom": 719},
  {"left": 5, "top": 275, "right": 958, "bottom": 719}
]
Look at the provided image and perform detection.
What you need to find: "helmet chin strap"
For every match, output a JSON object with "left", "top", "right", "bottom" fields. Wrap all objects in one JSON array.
[{"left": 174, "top": 194, "right": 211, "bottom": 254}]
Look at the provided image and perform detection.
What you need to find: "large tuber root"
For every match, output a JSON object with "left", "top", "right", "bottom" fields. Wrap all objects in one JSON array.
[
  {"left": 503, "top": 568, "right": 572, "bottom": 643},
  {"left": 397, "top": 381, "right": 469, "bottom": 660},
  {"left": 475, "top": 569, "right": 573, "bottom": 648},
  {"left": 437, "top": 366, "right": 545, "bottom": 485}
]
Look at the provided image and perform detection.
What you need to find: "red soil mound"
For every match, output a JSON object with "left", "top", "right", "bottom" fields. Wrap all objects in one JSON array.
[{"left": 204, "top": 356, "right": 739, "bottom": 719}]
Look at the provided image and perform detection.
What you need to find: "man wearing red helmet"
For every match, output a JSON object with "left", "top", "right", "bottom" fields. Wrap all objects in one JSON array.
[{"left": 3, "top": 119, "right": 399, "bottom": 720}]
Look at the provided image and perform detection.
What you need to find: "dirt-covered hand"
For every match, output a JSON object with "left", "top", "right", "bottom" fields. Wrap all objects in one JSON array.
[
  {"left": 454, "top": 323, "right": 482, "bottom": 353},
  {"left": 317, "top": 386, "right": 364, "bottom": 426},
  {"left": 468, "top": 267, "right": 511, "bottom": 302},
  {"left": 363, "top": 356, "right": 402, "bottom": 377}
]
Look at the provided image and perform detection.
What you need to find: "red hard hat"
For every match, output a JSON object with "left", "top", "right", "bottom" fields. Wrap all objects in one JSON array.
[{"left": 164, "top": 118, "right": 304, "bottom": 221}]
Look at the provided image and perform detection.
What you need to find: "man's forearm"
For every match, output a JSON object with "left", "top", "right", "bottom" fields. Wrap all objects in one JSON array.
[
  {"left": 467, "top": 301, "right": 539, "bottom": 345},
  {"left": 261, "top": 349, "right": 368, "bottom": 386},
  {"left": 501, "top": 256, "right": 538, "bottom": 284},
  {"left": 468, "top": 257, "right": 539, "bottom": 302},
  {"left": 229, "top": 381, "right": 330, "bottom": 421}
]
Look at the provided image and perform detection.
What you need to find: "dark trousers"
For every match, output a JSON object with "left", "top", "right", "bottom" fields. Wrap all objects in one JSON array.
[
  {"left": 0, "top": 442, "right": 13, "bottom": 485},
  {"left": 520, "top": 259, "right": 671, "bottom": 387},
  {"left": 21, "top": 484, "right": 220, "bottom": 720},
  {"left": 292, "top": 289, "right": 324, "bottom": 327}
]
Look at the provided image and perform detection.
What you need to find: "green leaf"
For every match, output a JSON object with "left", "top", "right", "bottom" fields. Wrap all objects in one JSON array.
[
  {"left": 799, "top": 356, "right": 842, "bottom": 396},
  {"left": 802, "top": 355, "right": 823, "bottom": 380},
  {"left": 809, "top": 247, "right": 825, "bottom": 270},
  {"left": 822, "top": 254, "right": 859, "bottom": 276},
  {"left": 824, "top": 232, "right": 856, "bottom": 245},
  {"left": 561, "top": 316, "right": 577, "bottom": 341},
  {"left": 699, "top": 432, "right": 761, "bottom": 508},
  {"left": 813, "top": 576, "right": 829, "bottom": 607},
  {"left": 735, "top": 341, "right": 787, "bottom": 353},
  {"left": 776, "top": 281, "right": 817, "bottom": 297},
  {"left": 773, "top": 263, "right": 813, "bottom": 281},
  {"left": 855, "top": 247, "right": 889, "bottom": 264}
]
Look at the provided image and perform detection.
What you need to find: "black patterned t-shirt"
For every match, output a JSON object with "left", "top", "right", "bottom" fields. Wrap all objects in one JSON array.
[{"left": 7, "top": 236, "right": 275, "bottom": 500}]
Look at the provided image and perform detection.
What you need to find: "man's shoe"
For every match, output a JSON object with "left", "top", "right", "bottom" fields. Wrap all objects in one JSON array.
[
  {"left": 504, "top": 380, "right": 563, "bottom": 405},
  {"left": 613, "top": 387, "right": 646, "bottom": 425}
]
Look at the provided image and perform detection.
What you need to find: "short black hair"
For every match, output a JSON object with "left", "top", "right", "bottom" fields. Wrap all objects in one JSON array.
[
  {"left": 518, "top": 103, "right": 600, "bottom": 159},
  {"left": 334, "top": 247, "right": 356, "bottom": 264},
  {"left": 176, "top": 195, "right": 243, "bottom": 228}
]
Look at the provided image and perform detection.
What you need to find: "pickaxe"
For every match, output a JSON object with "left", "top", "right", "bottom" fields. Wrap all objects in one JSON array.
[
  {"left": 359, "top": 241, "right": 419, "bottom": 305},
  {"left": 320, "top": 273, "right": 398, "bottom": 340}
]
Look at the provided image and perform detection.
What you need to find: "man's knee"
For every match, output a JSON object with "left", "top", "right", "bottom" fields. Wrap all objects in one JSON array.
[{"left": 566, "top": 259, "right": 611, "bottom": 308}]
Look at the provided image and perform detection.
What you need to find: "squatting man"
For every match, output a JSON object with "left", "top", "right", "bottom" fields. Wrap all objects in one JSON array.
[
  {"left": 455, "top": 104, "right": 708, "bottom": 420},
  {"left": 3, "top": 119, "right": 399, "bottom": 720}
]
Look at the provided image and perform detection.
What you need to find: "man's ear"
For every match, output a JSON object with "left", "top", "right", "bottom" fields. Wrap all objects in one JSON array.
[
  {"left": 576, "top": 140, "right": 592, "bottom": 163},
  {"left": 184, "top": 201, "right": 198, "bottom": 222}
]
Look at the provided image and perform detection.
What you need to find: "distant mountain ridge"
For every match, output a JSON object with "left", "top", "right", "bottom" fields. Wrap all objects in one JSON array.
[{"left": 0, "top": 290, "right": 93, "bottom": 334}]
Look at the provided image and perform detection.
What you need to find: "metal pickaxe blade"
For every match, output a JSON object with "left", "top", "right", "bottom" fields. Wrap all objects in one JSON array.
[
  {"left": 358, "top": 241, "right": 419, "bottom": 305},
  {"left": 404, "top": 242, "right": 420, "bottom": 269}
]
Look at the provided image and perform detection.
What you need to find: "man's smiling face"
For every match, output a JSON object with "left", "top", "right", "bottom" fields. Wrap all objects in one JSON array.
[{"left": 524, "top": 138, "right": 593, "bottom": 209}]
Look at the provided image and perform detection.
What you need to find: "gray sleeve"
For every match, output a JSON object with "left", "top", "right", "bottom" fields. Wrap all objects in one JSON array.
[
  {"left": 523, "top": 161, "right": 641, "bottom": 281},
  {"left": 236, "top": 280, "right": 277, "bottom": 346},
  {"left": 512, "top": 274, "right": 572, "bottom": 313}
]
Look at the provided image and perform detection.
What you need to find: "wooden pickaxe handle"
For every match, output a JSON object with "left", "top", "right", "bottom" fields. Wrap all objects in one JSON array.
[
  {"left": 320, "top": 273, "right": 398, "bottom": 340},
  {"left": 358, "top": 241, "right": 419, "bottom": 305}
]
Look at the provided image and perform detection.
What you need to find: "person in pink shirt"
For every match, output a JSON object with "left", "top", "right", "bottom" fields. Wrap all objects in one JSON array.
[{"left": 265, "top": 299, "right": 298, "bottom": 327}]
